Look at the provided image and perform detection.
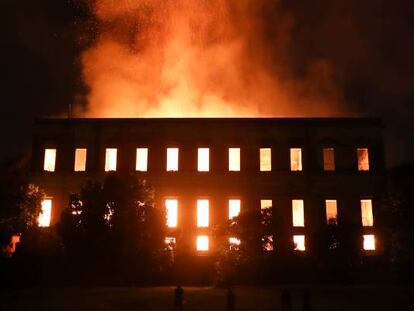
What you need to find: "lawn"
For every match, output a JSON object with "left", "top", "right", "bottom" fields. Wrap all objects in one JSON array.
[{"left": 1, "top": 286, "right": 413, "bottom": 310}]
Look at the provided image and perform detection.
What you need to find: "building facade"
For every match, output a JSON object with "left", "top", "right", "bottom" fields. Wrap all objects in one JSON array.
[{"left": 30, "top": 118, "right": 386, "bottom": 256}]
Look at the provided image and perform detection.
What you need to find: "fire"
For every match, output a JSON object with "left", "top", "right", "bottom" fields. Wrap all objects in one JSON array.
[{"left": 75, "top": 0, "right": 345, "bottom": 118}]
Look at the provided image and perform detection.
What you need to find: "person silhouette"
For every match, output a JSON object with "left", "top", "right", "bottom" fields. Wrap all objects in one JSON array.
[
  {"left": 281, "top": 288, "right": 292, "bottom": 311},
  {"left": 303, "top": 288, "right": 311, "bottom": 311},
  {"left": 227, "top": 287, "right": 236, "bottom": 311},
  {"left": 174, "top": 285, "right": 184, "bottom": 310}
]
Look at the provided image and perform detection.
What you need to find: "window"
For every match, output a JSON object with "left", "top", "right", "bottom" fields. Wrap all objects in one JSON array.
[
  {"left": 361, "top": 199, "right": 374, "bottom": 227},
  {"left": 229, "top": 148, "right": 240, "bottom": 171},
  {"left": 229, "top": 237, "right": 241, "bottom": 247},
  {"left": 136, "top": 148, "right": 148, "bottom": 171},
  {"left": 293, "top": 235, "right": 305, "bottom": 251},
  {"left": 325, "top": 200, "right": 338, "bottom": 224},
  {"left": 323, "top": 148, "right": 335, "bottom": 171},
  {"left": 229, "top": 237, "right": 241, "bottom": 250},
  {"left": 262, "top": 235, "right": 274, "bottom": 251},
  {"left": 363, "top": 234, "right": 376, "bottom": 251},
  {"left": 165, "top": 199, "right": 178, "bottom": 228},
  {"left": 290, "top": 148, "right": 302, "bottom": 171},
  {"left": 38, "top": 199, "right": 52, "bottom": 227},
  {"left": 74, "top": 148, "right": 87, "bottom": 172},
  {"left": 197, "top": 148, "right": 209, "bottom": 172},
  {"left": 43, "top": 149, "right": 56, "bottom": 172},
  {"left": 197, "top": 199, "right": 209, "bottom": 228},
  {"left": 167, "top": 148, "right": 179, "bottom": 171},
  {"left": 196, "top": 235, "right": 209, "bottom": 251},
  {"left": 260, "top": 200, "right": 272, "bottom": 210},
  {"left": 357, "top": 148, "right": 370, "bottom": 171},
  {"left": 292, "top": 199, "right": 304, "bottom": 227},
  {"left": 229, "top": 199, "right": 241, "bottom": 219},
  {"left": 105, "top": 148, "right": 117, "bottom": 171},
  {"left": 260, "top": 148, "right": 272, "bottom": 171},
  {"left": 164, "top": 237, "right": 176, "bottom": 251}
]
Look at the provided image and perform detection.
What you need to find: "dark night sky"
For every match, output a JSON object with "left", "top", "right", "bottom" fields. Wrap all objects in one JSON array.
[{"left": 1, "top": 0, "right": 413, "bottom": 167}]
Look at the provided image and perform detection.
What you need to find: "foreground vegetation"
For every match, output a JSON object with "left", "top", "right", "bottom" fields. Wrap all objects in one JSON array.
[{"left": 1, "top": 286, "right": 413, "bottom": 311}]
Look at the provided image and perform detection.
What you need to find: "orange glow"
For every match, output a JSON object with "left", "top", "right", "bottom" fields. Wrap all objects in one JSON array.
[
  {"left": 167, "top": 148, "right": 179, "bottom": 171},
  {"left": 165, "top": 199, "right": 178, "bottom": 228},
  {"left": 229, "top": 199, "right": 241, "bottom": 219},
  {"left": 197, "top": 148, "right": 209, "bottom": 172},
  {"left": 43, "top": 149, "right": 56, "bottom": 172},
  {"left": 323, "top": 148, "right": 335, "bottom": 171},
  {"left": 197, "top": 199, "right": 209, "bottom": 227},
  {"left": 293, "top": 235, "right": 305, "bottom": 251},
  {"left": 229, "top": 237, "right": 241, "bottom": 246},
  {"left": 357, "top": 148, "right": 370, "bottom": 171},
  {"left": 263, "top": 235, "right": 274, "bottom": 251},
  {"left": 260, "top": 148, "right": 272, "bottom": 171},
  {"left": 78, "top": 1, "right": 344, "bottom": 118},
  {"left": 290, "top": 148, "right": 302, "bottom": 171},
  {"left": 105, "top": 148, "right": 117, "bottom": 171},
  {"left": 292, "top": 199, "right": 304, "bottom": 227},
  {"left": 361, "top": 199, "right": 374, "bottom": 227},
  {"left": 74, "top": 148, "right": 87, "bottom": 172},
  {"left": 363, "top": 234, "right": 376, "bottom": 251},
  {"left": 165, "top": 237, "right": 176, "bottom": 251},
  {"left": 229, "top": 148, "right": 240, "bottom": 171},
  {"left": 196, "top": 235, "right": 209, "bottom": 251},
  {"left": 39, "top": 199, "right": 52, "bottom": 227},
  {"left": 325, "top": 199, "right": 338, "bottom": 223},
  {"left": 136, "top": 148, "right": 148, "bottom": 171},
  {"left": 261, "top": 199, "right": 272, "bottom": 210}
]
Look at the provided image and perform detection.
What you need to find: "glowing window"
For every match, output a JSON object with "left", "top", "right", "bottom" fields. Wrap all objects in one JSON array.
[
  {"left": 38, "top": 199, "right": 52, "bottom": 227},
  {"left": 43, "top": 149, "right": 56, "bottom": 172},
  {"left": 197, "top": 148, "right": 209, "bottom": 172},
  {"left": 290, "top": 148, "right": 302, "bottom": 171},
  {"left": 105, "top": 148, "right": 117, "bottom": 171},
  {"left": 363, "top": 234, "right": 376, "bottom": 251},
  {"left": 262, "top": 235, "right": 274, "bottom": 251},
  {"left": 197, "top": 199, "right": 209, "bottom": 228},
  {"left": 74, "top": 148, "right": 87, "bottom": 172},
  {"left": 361, "top": 199, "right": 374, "bottom": 227},
  {"left": 229, "top": 148, "right": 240, "bottom": 171},
  {"left": 229, "top": 237, "right": 241, "bottom": 249},
  {"left": 293, "top": 235, "right": 305, "bottom": 251},
  {"left": 261, "top": 200, "right": 272, "bottom": 210},
  {"left": 165, "top": 237, "right": 176, "bottom": 251},
  {"left": 260, "top": 148, "right": 272, "bottom": 171},
  {"left": 136, "top": 148, "right": 148, "bottom": 172},
  {"left": 229, "top": 199, "right": 241, "bottom": 219},
  {"left": 165, "top": 199, "right": 178, "bottom": 228},
  {"left": 196, "top": 235, "right": 209, "bottom": 251},
  {"left": 357, "top": 148, "right": 370, "bottom": 171},
  {"left": 292, "top": 199, "right": 304, "bottom": 227},
  {"left": 167, "top": 148, "right": 179, "bottom": 171},
  {"left": 323, "top": 148, "right": 335, "bottom": 171},
  {"left": 325, "top": 200, "right": 338, "bottom": 224}
]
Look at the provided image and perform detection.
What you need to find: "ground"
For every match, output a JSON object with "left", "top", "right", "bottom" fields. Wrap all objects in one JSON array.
[{"left": 1, "top": 286, "right": 413, "bottom": 310}]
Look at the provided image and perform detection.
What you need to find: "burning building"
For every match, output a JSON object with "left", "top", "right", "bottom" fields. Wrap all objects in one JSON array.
[{"left": 30, "top": 117, "right": 385, "bottom": 256}]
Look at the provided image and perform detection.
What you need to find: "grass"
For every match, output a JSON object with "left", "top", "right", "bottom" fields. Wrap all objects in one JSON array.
[{"left": 1, "top": 286, "right": 413, "bottom": 310}]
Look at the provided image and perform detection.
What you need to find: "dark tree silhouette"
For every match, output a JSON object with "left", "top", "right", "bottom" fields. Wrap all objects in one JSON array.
[
  {"left": 378, "top": 164, "right": 414, "bottom": 283},
  {"left": 0, "top": 156, "right": 43, "bottom": 255},
  {"left": 57, "top": 173, "right": 167, "bottom": 284}
]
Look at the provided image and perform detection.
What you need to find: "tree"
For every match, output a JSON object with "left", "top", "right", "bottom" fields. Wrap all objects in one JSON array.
[
  {"left": 0, "top": 156, "right": 43, "bottom": 255},
  {"left": 57, "top": 173, "right": 167, "bottom": 284},
  {"left": 378, "top": 163, "right": 414, "bottom": 283}
]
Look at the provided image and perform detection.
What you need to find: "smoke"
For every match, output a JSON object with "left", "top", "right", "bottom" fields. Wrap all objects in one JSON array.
[{"left": 76, "top": 0, "right": 346, "bottom": 117}]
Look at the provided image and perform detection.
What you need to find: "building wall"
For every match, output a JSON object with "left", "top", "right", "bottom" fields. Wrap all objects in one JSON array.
[{"left": 30, "top": 118, "right": 386, "bottom": 255}]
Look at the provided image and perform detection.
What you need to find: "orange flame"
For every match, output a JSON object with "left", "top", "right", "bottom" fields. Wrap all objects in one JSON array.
[{"left": 76, "top": 0, "right": 345, "bottom": 118}]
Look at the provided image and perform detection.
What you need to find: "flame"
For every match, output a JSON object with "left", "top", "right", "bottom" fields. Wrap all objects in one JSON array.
[{"left": 76, "top": 0, "right": 345, "bottom": 117}]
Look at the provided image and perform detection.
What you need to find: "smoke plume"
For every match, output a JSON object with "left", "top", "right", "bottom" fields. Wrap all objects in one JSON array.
[{"left": 77, "top": 0, "right": 345, "bottom": 117}]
